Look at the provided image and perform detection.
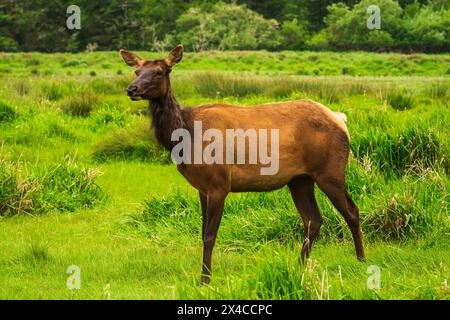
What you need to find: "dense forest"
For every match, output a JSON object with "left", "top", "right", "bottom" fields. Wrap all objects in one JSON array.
[{"left": 0, "top": 0, "right": 449, "bottom": 52}]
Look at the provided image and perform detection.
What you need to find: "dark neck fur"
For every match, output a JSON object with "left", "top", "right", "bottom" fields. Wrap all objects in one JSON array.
[{"left": 150, "top": 86, "right": 192, "bottom": 151}]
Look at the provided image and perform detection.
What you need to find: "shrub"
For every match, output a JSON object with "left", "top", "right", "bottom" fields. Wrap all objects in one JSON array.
[
  {"left": 174, "top": 2, "right": 281, "bottom": 51},
  {"left": 0, "top": 36, "right": 19, "bottom": 51},
  {"left": 324, "top": 0, "right": 403, "bottom": 51},
  {"left": 403, "top": 4, "right": 450, "bottom": 52},
  {"left": 280, "top": 19, "right": 309, "bottom": 50}
]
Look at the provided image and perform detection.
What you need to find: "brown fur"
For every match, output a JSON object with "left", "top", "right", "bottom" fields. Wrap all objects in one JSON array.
[{"left": 120, "top": 45, "right": 365, "bottom": 284}]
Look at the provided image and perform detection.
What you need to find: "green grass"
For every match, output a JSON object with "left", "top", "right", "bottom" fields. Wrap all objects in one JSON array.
[
  {"left": 59, "top": 90, "right": 100, "bottom": 117},
  {"left": 0, "top": 100, "right": 16, "bottom": 123},
  {"left": 0, "top": 50, "right": 449, "bottom": 299},
  {"left": 1, "top": 51, "right": 449, "bottom": 77},
  {"left": 92, "top": 120, "right": 170, "bottom": 163},
  {"left": 386, "top": 90, "right": 416, "bottom": 110},
  {"left": 0, "top": 155, "right": 106, "bottom": 216}
]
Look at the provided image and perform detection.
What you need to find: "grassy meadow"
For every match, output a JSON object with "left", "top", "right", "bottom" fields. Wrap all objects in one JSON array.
[{"left": 0, "top": 50, "right": 449, "bottom": 299}]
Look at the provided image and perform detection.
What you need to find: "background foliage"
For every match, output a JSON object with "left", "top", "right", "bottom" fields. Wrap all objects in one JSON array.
[{"left": 0, "top": 0, "right": 449, "bottom": 52}]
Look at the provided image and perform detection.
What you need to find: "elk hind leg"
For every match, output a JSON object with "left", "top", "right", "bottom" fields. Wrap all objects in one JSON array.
[
  {"left": 315, "top": 175, "right": 365, "bottom": 261},
  {"left": 288, "top": 175, "right": 323, "bottom": 263}
]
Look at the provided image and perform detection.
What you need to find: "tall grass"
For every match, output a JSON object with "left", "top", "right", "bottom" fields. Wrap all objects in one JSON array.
[
  {"left": 22, "top": 241, "right": 52, "bottom": 266},
  {"left": 352, "top": 126, "right": 448, "bottom": 176},
  {"left": 0, "top": 155, "right": 106, "bottom": 216},
  {"left": 0, "top": 100, "right": 17, "bottom": 123},
  {"left": 386, "top": 91, "right": 416, "bottom": 110},
  {"left": 40, "top": 82, "right": 66, "bottom": 101},
  {"left": 91, "top": 104, "right": 128, "bottom": 128},
  {"left": 130, "top": 167, "right": 448, "bottom": 245},
  {"left": 426, "top": 81, "right": 449, "bottom": 102},
  {"left": 92, "top": 123, "right": 170, "bottom": 163},
  {"left": 187, "top": 73, "right": 392, "bottom": 103},
  {"left": 59, "top": 90, "right": 100, "bottom": 117},
  {"left": 179, "top": 252, "right": 338, "bottom": 300}
]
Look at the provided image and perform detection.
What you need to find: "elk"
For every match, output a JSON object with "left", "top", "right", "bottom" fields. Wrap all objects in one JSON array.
[{"left": 120, "top": 45, "right": 365, "bottom": 284}]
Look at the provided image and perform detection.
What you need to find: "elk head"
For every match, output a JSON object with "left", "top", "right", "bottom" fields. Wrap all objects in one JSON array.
[{"left": 119, "top": 45, "right": 183, "bottom": 100}]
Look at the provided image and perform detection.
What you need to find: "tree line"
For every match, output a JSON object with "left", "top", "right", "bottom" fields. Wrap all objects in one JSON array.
[{"left": 0, "top": 0, "right": 448, "bottom": 53}]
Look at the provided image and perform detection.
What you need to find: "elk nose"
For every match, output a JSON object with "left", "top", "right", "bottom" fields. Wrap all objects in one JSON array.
[{"left": 126, "top": 85, "right": 138, "bottom": 95}]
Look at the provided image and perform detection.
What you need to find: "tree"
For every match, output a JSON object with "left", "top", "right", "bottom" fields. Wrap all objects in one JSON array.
[
  {"left": 323, "top": 0, "right": 403, "bottom": 51},
  {"left": 173, "top": 2, "right": 281, "bottom": 51},
  {"left": 403, "top": 3, "right": 450, "bottom": 52},
  {"left": 0, "top": 1, "right": 19, "bottom": 51},
  {"left": 0, "top": 0, "right": 448, "bottom": 53},
  {"left": 280, "top": 19, "right": 309, "bottom": 50}
]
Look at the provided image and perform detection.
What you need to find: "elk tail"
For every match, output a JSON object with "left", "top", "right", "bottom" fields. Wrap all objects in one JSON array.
[{"left": 334, "top": 112, "right": 347, "bottom": 123}]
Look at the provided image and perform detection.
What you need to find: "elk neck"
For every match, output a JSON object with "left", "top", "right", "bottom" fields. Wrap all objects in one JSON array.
[{"left": 149, "top": 84, "right": 192, "bottom": 151}]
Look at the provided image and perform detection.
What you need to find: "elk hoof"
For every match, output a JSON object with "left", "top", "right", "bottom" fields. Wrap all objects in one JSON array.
[
  {"left": 357, "top": 256, "right": 366, "bottom": 262},
  {"left": 200, "top": 274, "right": 211, "bottom": 285}
]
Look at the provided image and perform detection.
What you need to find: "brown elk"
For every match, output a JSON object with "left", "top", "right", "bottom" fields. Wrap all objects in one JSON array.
[{"left": 120, "top": 45, "right": 365, "bottom": 284}]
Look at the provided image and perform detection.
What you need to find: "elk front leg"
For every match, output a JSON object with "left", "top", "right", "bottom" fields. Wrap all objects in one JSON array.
[
  {"left": 201, "top": 191, "right": 227, "bottom": 285},
  {"left": 199, "top": 192, "right": 207, "bottom": 239}
]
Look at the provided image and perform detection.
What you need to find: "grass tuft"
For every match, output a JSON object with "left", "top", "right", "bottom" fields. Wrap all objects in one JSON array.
[
  {"left": 0, "top": 100, "right": 17, "bottom": 123},
  {"left": 40, "top": 82, "right": 66, "bottom": 101},
  {"left": 386, "top": 90, "right": 416, "bottom": 110},
  {"left": 92, "top": 123, "right": 170, "bottom": 163},
  {"left": 352, "top": 126, "right": 448, "bottom": 176},
  {"left": 0, "top": 155, "right": 106, "bottom": 216},
  {"left": 59, "top": 90, "right": 99, "bottom": 117}
]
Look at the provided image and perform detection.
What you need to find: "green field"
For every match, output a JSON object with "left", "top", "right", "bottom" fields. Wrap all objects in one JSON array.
[{"left": 0, "top": 51, "right": 449, "bottom": 299}]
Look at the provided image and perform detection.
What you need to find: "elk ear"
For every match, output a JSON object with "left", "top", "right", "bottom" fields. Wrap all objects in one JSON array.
[
  {"left": 120, "top": 49, "right": 143, "bottom": 68},
  {"left": 165, "top": 44, "right": 183, "bottom": 67}
]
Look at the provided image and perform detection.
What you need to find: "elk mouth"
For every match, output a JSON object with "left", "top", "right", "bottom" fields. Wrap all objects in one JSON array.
[{"left": 127, "top": 91, "right": 143, "bottom": 100}]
